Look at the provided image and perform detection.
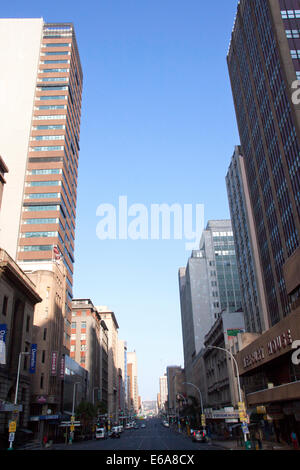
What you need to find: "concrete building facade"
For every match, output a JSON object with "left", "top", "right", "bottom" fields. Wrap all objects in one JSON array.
[
  {"left": 96, "top": 307, "right": 119, "bottom": 421},
  {"left": 226, "top": 146, "right": 270, "bottom": 333},
  {"left": 127, "top": 351, "right": 139, "bottom": 415},
  {"left": 179, "top": 220, "right": 242, "bottom": 387},
  {"left": 0, "top": 249, "right": 41, "bottom": 441}
]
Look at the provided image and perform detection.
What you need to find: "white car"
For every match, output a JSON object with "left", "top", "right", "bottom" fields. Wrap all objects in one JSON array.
[
  {"left": 141, "top": 424, "right": 146, "bottom": 428},
  {"left": 95, "top": 428, "right": 107, "bottom": 439}
]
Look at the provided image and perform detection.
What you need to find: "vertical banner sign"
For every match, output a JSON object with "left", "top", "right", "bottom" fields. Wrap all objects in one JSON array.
[
  {"left": 51, "top": 351, "right": 58, "bottom": 376},
  {"left": 0, "top": 324, "right": 7, "bottom": 365},
  {"left": 29, "top": 344, "right": 37, "bottom": 373},
  {"left": 60, "top": 355, "right": 65, "bottom": 379}
]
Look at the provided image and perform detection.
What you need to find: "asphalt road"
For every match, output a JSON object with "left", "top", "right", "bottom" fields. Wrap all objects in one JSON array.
[{"left": 51, "top": 418, "right": 220, "bottom": 451}]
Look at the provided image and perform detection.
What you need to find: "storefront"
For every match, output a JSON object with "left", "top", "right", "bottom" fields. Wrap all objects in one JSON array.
[{"left": 235, "top": 310, "right": 300, "bottom": 444}]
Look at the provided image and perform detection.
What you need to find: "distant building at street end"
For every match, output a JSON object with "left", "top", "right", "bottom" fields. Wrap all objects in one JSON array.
[
  {"left": 159, "top": 374, "right": 168, "bottom": 411},
  {"left": 127, "top": 351, "right": 139, "bottom": 415}
]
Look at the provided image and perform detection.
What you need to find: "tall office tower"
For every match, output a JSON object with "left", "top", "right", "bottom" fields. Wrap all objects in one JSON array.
[
  {"left": 0, "top": 19, "right": 83, "bottom": 347},
  {"left": 227, "top": 0, "right": 300, "bottom": 326},
  {"left": 0, "top": 19, "right": 83, "bottom": 433},
  {"left": 226, "top": 146, "right": 270, "bottom": 333},
  {"left": 179, "top": 220, "right": 242, "bottom": 384}
]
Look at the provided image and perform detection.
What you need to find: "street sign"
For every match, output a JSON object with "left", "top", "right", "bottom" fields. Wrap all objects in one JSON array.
[
  {"left": 70, "top": 425, "right": 75, "bottom": 432},
  {"left": 8, "top": 432, "right": 15, "bottom": 442},
  {"left": 59, "top": 421, "right": 80, "bottom": 427},
  {"left": 9, "top": 421, "right": 16, "bottom": 433},
  {"left": 241, "top": 422, "right": 249, "bottom": 434},
  {"left": 201, "top": 414, "right": 206, "bottom": 426}
]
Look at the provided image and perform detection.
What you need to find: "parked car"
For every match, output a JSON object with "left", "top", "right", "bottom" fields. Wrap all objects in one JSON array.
[
  {"left": 110, "top": 426, "right": 120, "bottom": 438},
  {"left": 95, "top": 428, "right": 107, "bottom": 439},
  {"left": 141, "top": 424, "right": 146, "bottom": 428},
  {"left": 192, "top": 428, "right": 208, "bottom": 443}
]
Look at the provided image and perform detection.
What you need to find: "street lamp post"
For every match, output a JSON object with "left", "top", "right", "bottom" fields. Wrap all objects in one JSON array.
[
  {"left": 206, "top": 345, "right": 248, "bottom": 446},
  {"left": 183, "top": 381, "right": 205, "bottom": 434},
  {"left": 8, "top": 351, "right": 30, "bottom": 450},
  {"left": 175, "top": 393, "right": 186, "bottom": 432},
  {"left": 69, "top": 381, "right": 80, "bottom": 445}
]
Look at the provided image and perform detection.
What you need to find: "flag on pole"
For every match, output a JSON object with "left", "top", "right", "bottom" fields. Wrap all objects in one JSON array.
[{"left": 53, "top": 245, "right": 62, "bottom": 262}]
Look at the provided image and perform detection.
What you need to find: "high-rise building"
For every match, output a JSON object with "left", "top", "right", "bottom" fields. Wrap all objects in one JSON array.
[
  {"left": 0, "top": 18, "right": 83, "bottom": 439},
  {"left": 227, "top": 0, "right": 300, "bottom": 326},
  {"left": 227, "top": 0, "right": 300, "bottom": 440},
  {"left": 179, "top": 220, "right": 242, "bottom": 384},
  {"left": 226, "top": 146, "right": 270, "bottom": 333},
  {"left": 0, "top": 19, "right": 83, "bottom": 349}
]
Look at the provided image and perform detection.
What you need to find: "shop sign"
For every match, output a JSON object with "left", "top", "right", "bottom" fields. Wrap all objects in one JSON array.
[
  {"left": 256, "top": 406, "right": 266, "bottom": 414},
  {"left": 267, "top": 329, "right": 293, "bottom": 355},
  {"left": 243, "top": 346, "right": 265, "bottom": 368},
  {"left": 60, "top": 355, "right": 65, "bottom": 379},
  {"left": 29, "top": 344, "right": 37, "bottom": 374},
  {"left": 51, "top": 351, "right": 58, "bottom": 376},
  {"left": 36, "top": 396, "right": 47, "bottom": 404},
  {"left": 242, "top": 329, "right": 294, "bottom": 369}
]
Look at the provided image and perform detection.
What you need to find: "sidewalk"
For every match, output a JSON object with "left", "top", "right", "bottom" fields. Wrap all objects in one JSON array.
[{"left": 211, "top": 438, "right": 296, "bottom": 451}]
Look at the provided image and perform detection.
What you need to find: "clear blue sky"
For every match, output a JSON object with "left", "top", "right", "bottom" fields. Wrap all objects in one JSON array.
[{"left": 3, "top": 0, "right": 240, "bottom": 400}]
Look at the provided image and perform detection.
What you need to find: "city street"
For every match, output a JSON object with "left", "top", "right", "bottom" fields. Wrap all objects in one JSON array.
[{"left": 49, "top": 418, "right": 220, "bottom": 451}]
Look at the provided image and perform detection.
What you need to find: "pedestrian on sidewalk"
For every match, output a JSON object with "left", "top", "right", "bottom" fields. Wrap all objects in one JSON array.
[
  {"left": 42, "top": 435, "right": 48, "bottom": 448},
  {"left": 255, "top": 429, "right": 263, "bottom": 450},
  {"left": 291, "top": 431, "right": 299, "bottom": 450}
]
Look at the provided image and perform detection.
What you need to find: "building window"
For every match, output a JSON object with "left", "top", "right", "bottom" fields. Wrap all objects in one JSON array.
[
  {"left": 24, "top": 193, "right": 60, "bottom": 199},
  {"left": 23, "top": 218, "right": 59, "bottom": 225},
  {"left": 281, "top": 10, "right": 300, "bottom": 19},
  {"left": 2, "top": 296, "right": 8, "bottom": 316},
  {"left": 19, "top": 245, "right": 53, "bottom": 252},
  {"left": 43, "top": 43, "right": 71, "bottom": 47},
  {"left": 30, "top": 146, "right": 64, "bottom": 152},
  {"left": 40, "top": 374, "right": 44, "bottom": 389},
  {"left": 42, "top": 350, "right": 45, "bottom": 363},
  {"left": 290, "top": 50, "right": 300, "bottom": 59},
  {"left": 26, "top": 315, "right": 30, "bottom": 333},
  {"left": 43, "top": 328, "right": 47, "bottom": 340},
  {"left": 22, "top": 231, "right": 57, "bottom": 238},
  {"left": 286, "top": 29, "right": 300, "bottom": 38}
]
